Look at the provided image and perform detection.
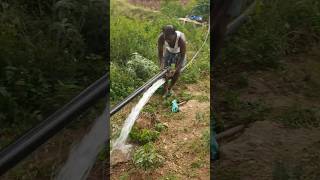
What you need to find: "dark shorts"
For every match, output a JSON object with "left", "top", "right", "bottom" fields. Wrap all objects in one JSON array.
[{"left": 163, "top": 50, "right": 186, "bottom": 72}]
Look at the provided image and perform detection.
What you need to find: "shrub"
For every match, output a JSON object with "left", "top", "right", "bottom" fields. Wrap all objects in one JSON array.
[
  {"left": 129, "top": 127, "right": 160, "bottom": 144},
  {"left": 154, "top": 123, "right": 167, "bottom": 132},
  {"left": 127, "top": 52, "right": 159, "bottom": 81},
  {"left": 132, "top": 143, "right": 164, "bottom": 171}
]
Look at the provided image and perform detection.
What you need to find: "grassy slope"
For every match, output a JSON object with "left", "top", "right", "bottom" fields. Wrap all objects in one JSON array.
[{"left": 110, "top": 0, "right": 210, "bottom": 179}]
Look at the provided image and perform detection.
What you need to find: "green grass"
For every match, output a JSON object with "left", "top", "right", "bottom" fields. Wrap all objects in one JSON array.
[
  {"left": 160, "top": 172, "right": 179, "bottom": 180},
  {"left": 110, "top": 0, "right": 210, "bottom": 102},
  {"left": 195, "top": 112, "right": 206, "bottom": 124},
  {"left": 188, "top": 130, "right": 209, "bottom": 159},
  {"left": 190, "top": 159, "right": 203, "bottom": 169},
  {"left": 119, "top": 172, "right": 130, "bottom": 180},
  {"left": 194, "top": 95, "right": 209, "bottom": 102},
  {"left": 217, "top": 90, "right": 269, "bottom": 129},
  {"left": 180, "top": 91, "right": 193, "bottom": 101},
  {"left": 277, "top": 106, "right": 320, "bottom": 128}
]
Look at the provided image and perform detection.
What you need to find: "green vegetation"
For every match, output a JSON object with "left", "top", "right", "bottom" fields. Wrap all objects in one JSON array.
[
  {"left": 277, "top": 106, "right": 320, "bottom": 128},
  {"left": 110, "top": 0, "right": 209, "bottom": 104},
  {"left": 161, "top": 173, "right": 179, "bottom": 180},
  {"left": 0, "top": 1, "right": 106, "bottom": 148},
  {"left": 216, "top": 90, "right": 268, "bottom": 131},
  {"left": 219, "top": 0, "right": 320, "bottom": 72},
  {"left": 132, "top": 142, "right": 164, "bottom": 171},
  {"left": 119, "top": 172, "right": 130, "bottom": 180},
  {"left": 111, "top": 0, "right": 210, "bottom": 177},
  {"left": 188, "top": 130, "right": 209, "bottom": 159},
  {"left": 154, "top": 122, "right": 168, "bottom": 132},
  {"left": 129, "top": 127, "right": 160, "bottom": 144}
]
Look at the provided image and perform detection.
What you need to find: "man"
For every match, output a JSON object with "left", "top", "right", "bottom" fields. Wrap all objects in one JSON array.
[
  {"left": 211, "top": 0, "right": 242, "bottom": 161},
  {"left": 158, "top": 25, "right": 187, "bottom": 97}
]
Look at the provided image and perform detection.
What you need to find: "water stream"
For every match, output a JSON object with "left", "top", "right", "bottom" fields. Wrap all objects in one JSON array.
[{"left": 111, "top": 78, "right": 165, "bottom": 154}]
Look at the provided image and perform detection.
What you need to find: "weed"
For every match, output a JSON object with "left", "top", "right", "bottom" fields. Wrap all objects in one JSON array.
[
  {"left": 180, "top": 91, "right": 193, "bottom": 101},
  {"left": 220, "top": 90, "right": 269, "bottom": 126},
  {"left": 195, "top": 95, "right": 209, "bottom": 102},
  {"left": 189, "top": 130, "right": 209, "bottom": 158},
  {"left": 201, "top": 129, "right": 210, "bottom": 148},
  {"left": 277, "top": 106, "right": 320, "bottom": 128},
  {"left": 143, "top": 104, "right": 157, "bottom": 113},
  {"left": 195, "top": 112, "right": 205, "bottom": 123},
  {"left": 132, "top": 143, "right": 164, "bottom": 171},
  {"left": 155, "top": 123, "right": 167, "bottom": 132},
  {"left": 129, "top": 127, "right": 160, "bottom": 144},
  {"left": 190, "top": 160, "right": 203, "bottom": 169},
  {"left": 119, "top": 172, "right": 129, "bottom": 180},
  {"left": 161, "top": 172, "right": 179, "bottom": 180}
]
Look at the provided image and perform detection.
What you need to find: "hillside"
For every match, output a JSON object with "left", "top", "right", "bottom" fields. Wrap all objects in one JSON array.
[{"left": 110, "top": 0, "right": 210, "bottom": 179}]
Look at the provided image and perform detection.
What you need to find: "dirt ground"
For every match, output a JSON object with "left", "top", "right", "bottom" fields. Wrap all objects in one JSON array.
[
  {"left": 213, "top": 46, "right": 320, "bottom": 179},
  {"left": 213, "top": 121, "right": 320, "bottom": 180}
]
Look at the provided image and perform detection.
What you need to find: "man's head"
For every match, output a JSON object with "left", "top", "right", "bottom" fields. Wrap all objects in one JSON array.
[{"left": 162, "top": 25, "right": 176, "bottom": 42}]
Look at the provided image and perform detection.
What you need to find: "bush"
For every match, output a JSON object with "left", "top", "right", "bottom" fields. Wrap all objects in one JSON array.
[
  {"left": 110, "top": 63, "right": 141, "bottom": 102},
  {"left": 129, "top": 127, "right": 160, "bottom": 144},
  {"left": 127, "top": 53, "right": 159, "bottom": 81},
  {"left": 0, "top": 0, "right": 106, "bottom": 148},
  {"left": 132, "top": 143, "right": 164, "bottom": 171}
]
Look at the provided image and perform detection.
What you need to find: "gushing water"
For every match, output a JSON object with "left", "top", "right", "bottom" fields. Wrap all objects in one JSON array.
[
  {"left": 111, "top": 78, "right": 165, "bottom": 153},
  {"left": 55, "top": 109, "right": 108, "bottom": 180}
]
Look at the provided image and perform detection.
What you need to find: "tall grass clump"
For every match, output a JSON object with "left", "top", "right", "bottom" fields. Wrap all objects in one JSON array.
[{"left": 219, "top": 0, "right": 320, "bottom": 72}]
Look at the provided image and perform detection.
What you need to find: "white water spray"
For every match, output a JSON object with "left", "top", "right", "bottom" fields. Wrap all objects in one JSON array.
[
  {"left": 111, "top": 78, "right": 165, "bottom": 153},
  {"left": 55, "top": 109, "right": 108, "bottom": 180}
]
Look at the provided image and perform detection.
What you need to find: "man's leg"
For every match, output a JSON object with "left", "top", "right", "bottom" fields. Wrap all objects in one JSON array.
[
  {"left": 162, "top": 50, "right": 171, "bottom": 95},
  {"left": 168, "top": 54, "right": 185, "bottom": 92}
]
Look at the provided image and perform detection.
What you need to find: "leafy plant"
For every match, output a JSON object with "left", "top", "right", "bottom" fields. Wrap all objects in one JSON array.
[
  {"left": 132, "top": 143, "right": 164, "bottom": 171},
  {"left": 127, "top": 52, "right": 159, "bottom": 81},
  {"left": 155, "top": 123, "right": 167, "bottom": 132},
  {"left": 129, "top": 127, "right": 160, "bottom": 144}
]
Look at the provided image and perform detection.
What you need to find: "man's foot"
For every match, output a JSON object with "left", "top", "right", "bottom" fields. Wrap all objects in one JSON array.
[
  {"left": 162, "top": 89, "right": 174, "bottom": 98},
  {"left": 162, "top": 88, "right": 169, "bottom": 98}
]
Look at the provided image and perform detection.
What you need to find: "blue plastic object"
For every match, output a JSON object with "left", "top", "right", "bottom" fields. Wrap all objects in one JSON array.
[
  {"left": 171, "top": 99, "right": 179, "bottom": 113},
  {"left": 188, "top": 15, "right": 203, "bottom": 21}
]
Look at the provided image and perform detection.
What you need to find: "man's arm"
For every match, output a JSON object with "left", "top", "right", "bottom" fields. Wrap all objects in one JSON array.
[
  {"left": 158, "top": 34, "right": 164, "bottom": 69},
  {"left": 177, "top": 37, "right": 186, "bottom": 71}
]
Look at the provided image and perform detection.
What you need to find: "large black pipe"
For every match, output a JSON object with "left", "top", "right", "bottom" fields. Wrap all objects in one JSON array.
[
  {"left": 0, "top": 74, "right": 108, "bottom": 175},
  {"left": 110, "top": 68, "right": 169, "bottom": 116}
]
